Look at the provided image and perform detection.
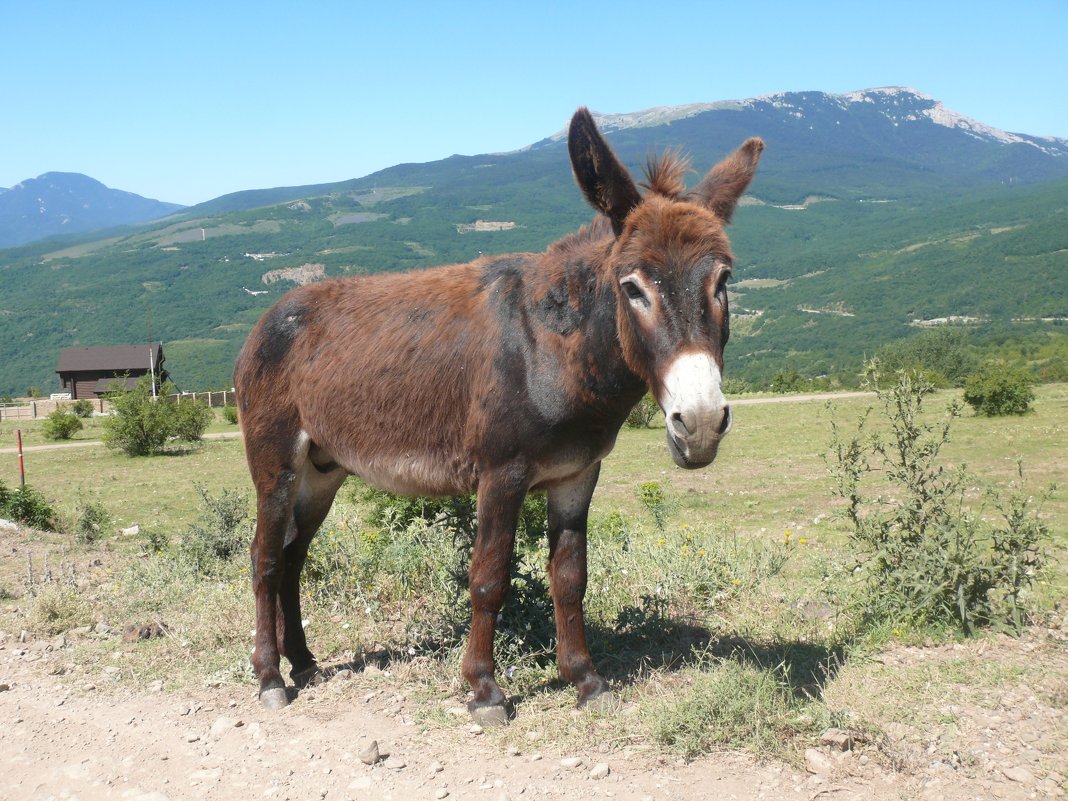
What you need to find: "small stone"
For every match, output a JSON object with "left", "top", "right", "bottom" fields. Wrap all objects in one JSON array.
[
  {"left": 0, "top": 683, "right": 10, "bottom": 692},
  {"left": 121, "top": 524, "right": 141, "bottom": 536},
  {"left": 469, "top": 724, "right": 484, "bottom": 735},
  {"left": 208, "top": 716, "right": 237, "bottom": 740},
  {"left": 148, "top": 680, "right": 164, "bottom": 692},
  {"left": 506, "top": 745, "right": 520, "bottom": 756},
  {"left": 1001, "top": 766, "right": 1035, "bottom": 784},
  {"left": 429, "top": 761, "right": 444, "bottom": 773},
  {"left": 820, "top": 728, "right": 854, "bottom": 751},
  {"left": 358, "top": 741, "right": 381, "bottom": 765},
  {"left": 331, "top": 668, "right": 353, "bottom": 682},
  {"left": 347, "top": 777, "right": 372, "bottom": 791},
  {"left": 590, "top": 763, "right": 610, "bottom": 780},
  {"left": 383, "top": 756, "right": 406, "bottom": 771},
  {"left": 525, "top": 730, "right": 542, "bottom": 742},
  {"left": 529, "top": 754, "right": 542, "bottom": 762},
  {"left": 434, "top": 790, "right": 449, "bottom": 799},
  {"left": 804, "top": 748, "right": 836, "bottom": 775},
  {"left": 185, "top": 732, "right": 200, "bottom": 743},
  {"left": 560, "top": 756, "right": 583, "bottom": 769}
]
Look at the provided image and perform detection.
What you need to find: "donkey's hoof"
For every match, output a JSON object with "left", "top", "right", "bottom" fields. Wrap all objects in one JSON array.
[
  {"left": 291, "top": 665, "right": 322, "bottom": 688},
  {"left": 469, "top": 702, "right": 511, "bottom": 727},
  {"left": 578, "top": 690, "right": 620, "bottom": 714},
  {"left": 260, "top": 687, "right": 290, "bottom": 711}
]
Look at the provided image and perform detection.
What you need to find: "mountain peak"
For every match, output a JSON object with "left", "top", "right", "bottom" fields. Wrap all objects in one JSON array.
[{"left": 0, "top": 172, "right": 184, "bottom": 248}]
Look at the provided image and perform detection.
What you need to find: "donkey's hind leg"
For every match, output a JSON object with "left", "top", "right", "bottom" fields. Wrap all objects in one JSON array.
[
  {"left": 249, "top": 456, "right": 301, "bottom": 711},
  {"left": 276, "top": 462, "right": 347, "bottom": 688}
]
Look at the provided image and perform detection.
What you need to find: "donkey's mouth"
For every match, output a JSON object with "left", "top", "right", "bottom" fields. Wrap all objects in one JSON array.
[{"left": 666, "top": 428, "right": 721, "bottom": 470}]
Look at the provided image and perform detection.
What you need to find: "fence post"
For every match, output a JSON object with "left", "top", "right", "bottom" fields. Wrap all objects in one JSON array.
[{"left": 17, "top": 429, "right": 26, "bottom": 487}]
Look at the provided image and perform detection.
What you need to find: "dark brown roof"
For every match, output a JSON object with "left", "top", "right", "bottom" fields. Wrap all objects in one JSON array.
[{"left": 56, "top": 343, "right": 164, "bottom": 373}]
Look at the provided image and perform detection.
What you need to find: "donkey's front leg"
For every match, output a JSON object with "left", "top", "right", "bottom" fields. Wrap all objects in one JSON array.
[
  {"left": 547, "top": 463, "right": 616, "bottom": 711},
  {"left": 462, "top": 471, "right": 525, "bottom": 726}
]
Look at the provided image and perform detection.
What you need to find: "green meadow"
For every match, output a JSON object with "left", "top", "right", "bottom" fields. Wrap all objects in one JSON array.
[{"left": 1, "top": 385, "right": 1064, "bottom": 765}]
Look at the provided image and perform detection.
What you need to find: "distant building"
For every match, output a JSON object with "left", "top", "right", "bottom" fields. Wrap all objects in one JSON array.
[{"left": 55, "top": 343, "right": 167, "bottom": 399}]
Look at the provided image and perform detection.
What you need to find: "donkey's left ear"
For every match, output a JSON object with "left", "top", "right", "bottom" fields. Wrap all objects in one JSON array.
[
  {"left": 568, "top": 107, "right": 642, "bottom": 235},
  {"left": 689, "top": 137, "right": 764, "bottom": 223}
]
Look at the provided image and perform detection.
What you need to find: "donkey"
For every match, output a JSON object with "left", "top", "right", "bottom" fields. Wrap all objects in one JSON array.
[{"left": 234, "top": 108, "right": 763, "bottom": 722}]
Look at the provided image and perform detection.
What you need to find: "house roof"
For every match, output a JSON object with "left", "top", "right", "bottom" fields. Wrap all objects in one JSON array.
[{"left": 56, "top": 343, "right": 164, "bottom": 373}]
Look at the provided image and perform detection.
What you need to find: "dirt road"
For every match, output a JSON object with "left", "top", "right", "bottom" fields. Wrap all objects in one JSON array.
[{"left": 2, "top": 626, "right": 1064, "bottom": 801}]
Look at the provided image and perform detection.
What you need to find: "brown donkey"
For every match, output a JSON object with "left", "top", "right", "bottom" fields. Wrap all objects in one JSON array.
[{"left": 235, "top": 108, "right": 763, "bottom": 722}]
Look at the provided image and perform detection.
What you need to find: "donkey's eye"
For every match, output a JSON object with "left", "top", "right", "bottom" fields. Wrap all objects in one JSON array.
[{"left": 621, "top": 279, "right": 650, "bottom": 310}]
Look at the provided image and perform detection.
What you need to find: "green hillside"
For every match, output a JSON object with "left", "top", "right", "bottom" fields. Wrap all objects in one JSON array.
[{"left": 2, "top": 89, "right": 1067, "bottom": 395}]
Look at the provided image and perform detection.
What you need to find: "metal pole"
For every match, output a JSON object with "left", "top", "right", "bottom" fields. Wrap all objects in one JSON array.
[{"left": 16, "top": 429, "right": 25, "bottom": 487}]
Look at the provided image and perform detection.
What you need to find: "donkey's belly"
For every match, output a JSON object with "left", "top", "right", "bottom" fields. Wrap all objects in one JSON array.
[{"left": 331, "top": 446, "right": 476, "bottom": 497}]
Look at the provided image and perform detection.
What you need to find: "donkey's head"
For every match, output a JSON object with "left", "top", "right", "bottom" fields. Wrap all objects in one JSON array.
[{"left": 569, "top": 107, "right": 763, "bottom": 469}]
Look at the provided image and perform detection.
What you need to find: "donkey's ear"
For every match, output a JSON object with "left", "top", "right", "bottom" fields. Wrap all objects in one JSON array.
[
  {"left": 568, "top": 107, "right": 641, "bottom": 235},
  {"left": 689, "top": 137, "right": 764, "bottom": 224}
]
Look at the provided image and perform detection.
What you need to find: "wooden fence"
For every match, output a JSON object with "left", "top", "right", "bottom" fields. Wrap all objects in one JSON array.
[{"left": 0, "top": 389, "right": 236, "bottom": 421}]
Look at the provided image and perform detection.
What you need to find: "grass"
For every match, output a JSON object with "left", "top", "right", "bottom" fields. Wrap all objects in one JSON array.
[{"left": 0, "top": 384, "right": 1064, "bottom": 766}]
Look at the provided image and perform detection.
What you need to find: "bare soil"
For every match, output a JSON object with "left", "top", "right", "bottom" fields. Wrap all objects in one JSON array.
[{"left": 2, "top": 624, "right": 1065, "bottom": 801}]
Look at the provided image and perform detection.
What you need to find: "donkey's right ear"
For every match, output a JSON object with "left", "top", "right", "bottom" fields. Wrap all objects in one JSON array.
[{"left": 568, "top": 107, "right": 641, "bottom": 236}]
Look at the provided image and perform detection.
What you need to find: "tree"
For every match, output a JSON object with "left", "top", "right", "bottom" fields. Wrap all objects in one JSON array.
[{"left": 102, "top": 376, "right": 212, "bottom": 456}]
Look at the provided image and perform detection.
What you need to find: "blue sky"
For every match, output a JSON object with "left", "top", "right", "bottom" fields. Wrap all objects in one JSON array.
[{"left": 5, "top": 1, "right": 1067, "bottom": 206}]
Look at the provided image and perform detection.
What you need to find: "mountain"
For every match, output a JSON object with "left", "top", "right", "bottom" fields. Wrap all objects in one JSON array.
[
  {"left": 1, "top": 87, "right": 1065, "bottom": 395},
  {"left": 0, "top": 173, "right": 184, "bottom": 248}
]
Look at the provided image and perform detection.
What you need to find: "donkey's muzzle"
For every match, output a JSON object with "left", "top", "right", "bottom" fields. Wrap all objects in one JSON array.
[{"left": 666, "top": 403, "right": 732, "bottom": 469}]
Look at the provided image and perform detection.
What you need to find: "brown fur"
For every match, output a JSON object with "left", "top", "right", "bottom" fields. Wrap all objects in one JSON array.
[{"left": 235, "top": 107, "right": 763, "bottom": 718}]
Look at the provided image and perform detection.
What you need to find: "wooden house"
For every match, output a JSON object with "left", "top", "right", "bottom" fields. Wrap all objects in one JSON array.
[{"left": 55, "top": 343, "right": 167, "bottom": 400}]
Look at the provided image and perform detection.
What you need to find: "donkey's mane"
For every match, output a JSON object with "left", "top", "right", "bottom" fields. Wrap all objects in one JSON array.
[
  {"left": 640, "top": 150, "right": 691, "bottom": 199},
  {"left": 548, "top": 151, "right": 693, "bottom": 260}
]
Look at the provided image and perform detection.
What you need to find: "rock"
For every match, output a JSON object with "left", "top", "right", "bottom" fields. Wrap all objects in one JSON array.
[
  {"left": 94, "top": 623, "right": 112, "bottom": 636},
  {"left": 506, "top": 745, "right": 520, "bottom": 756},
  {"left": 358, "top": 740, "right": 381, "bottom": 765},
  {"left": 590, "top": 763, "right": 610, "bottom": 780},
  {"left": 1001, "top": 766, "right": 1035, "bottom": 784},
  {"left": 0, "top": 683, "right": 10, "bottom": 692},
  {"left": 429, "top": 761, "right": 444, "bottom": 774},
  {"left": 330, "top": 668, "right": 353, "bottom": 682},
  {"left": 184, "top": 732, "right": 200, "bottom": 743},
  {"left": 148, "top": 680, "right": 164, "bottom": 692},
  {"left": 121, "top": 524, "right": 141, "bottom": 536},
  {"left": 209, "top": 716, "right": 238, "bottom": 740},
  {"left": 560, "top": 756, "right": 584, "bottom": 769},
  {"left": 383, "top": 756, "right": 406, "bottom": 771},
  {"left": 804, "top": 748, "right": 836, "bottom": 775},
  {"left": 434, "top": 790, "right": 449, "bottom": 799},
  {"left": 820, "top": 728, "right": 854, "bottom": 751},
  {"left": 347, "top": 776, "right": 372, "bottom": 791}
]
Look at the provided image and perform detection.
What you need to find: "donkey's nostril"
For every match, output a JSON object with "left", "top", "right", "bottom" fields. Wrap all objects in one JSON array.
[
  {"left": 717, "top": 405, "right": 732, "bottom": 436},
  {"left": 670, "top": 411, "right": 691, "bottom": 437}
]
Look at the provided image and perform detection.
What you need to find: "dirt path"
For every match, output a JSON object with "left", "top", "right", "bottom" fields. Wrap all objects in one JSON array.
[
  {"left": 1, "top": 394, "right": 873, "bottom": 455},
  {"left": 2, "top": 628, "right": 1064, "bottom": 801}
]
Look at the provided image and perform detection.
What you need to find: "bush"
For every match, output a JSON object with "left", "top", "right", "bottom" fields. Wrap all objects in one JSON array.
[
  {"left": 827, "top": 366, "right": 1051, "bottom": 635},
  {"left": 625, "top": 394, "right": 660, "bottom": 428},
  {"left": 102, "top": 376, "right": 211, "bottom": 456},
  {"left": 222, "top": 404, "right": 239, "bottom": 425},
  {"left": 0, "top": 480, "right": 59, "bottom": 531},
  {"left": 72, "top": 497, "right": 112, "bottom": 544},
  {"left": 176, "top": 486, "right": 254, "bottom": 576},
  {"left": 71, "top": 399, "right": 94, "bottom": 418},
  {"left": 42, "top": 407, "right": 83, "bottom": 441},
  {"left": 963, "top": 363, "right": 1035, "bottom": 416}
]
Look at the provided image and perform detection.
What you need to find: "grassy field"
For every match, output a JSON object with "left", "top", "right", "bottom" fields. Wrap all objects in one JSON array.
[{"left": 1, "top": 385, "right": 1065, "bottom": 769}]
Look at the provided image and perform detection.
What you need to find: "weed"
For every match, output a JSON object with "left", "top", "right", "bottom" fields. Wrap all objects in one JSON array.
[
  {"left": 175, "top": 486, "right": 253, "bottom": 576},
  {"left": 0, "top": 480, "right": 59, "bottom": 531},
  {"left": 72, "top": 495, "right": 112, "bottom": 544},
  {"left": 647, "top": 656, "right": 825, "bottom": 758},
  {"left": 827, "top": 365, "right": 1052, "bottom": 635}
]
